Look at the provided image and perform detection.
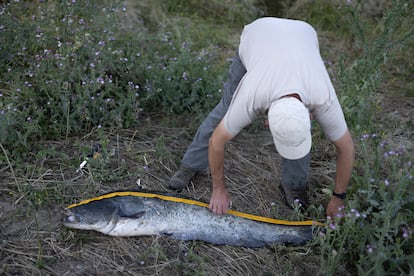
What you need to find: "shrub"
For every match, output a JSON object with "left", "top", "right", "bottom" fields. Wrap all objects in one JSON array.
[
  {"left": 318, "top": 133, "right": 414, "bottom": 274},
  {"left": 316, "top": 1, "right": 414, "bottom": 274},
  {"left": 0, "top": 0, "right": 226, "bottom": 160}
]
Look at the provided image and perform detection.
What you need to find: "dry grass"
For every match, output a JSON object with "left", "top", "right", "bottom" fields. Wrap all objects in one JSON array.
[
  {"left": 2, "top": 96, "right": 412, "bottom": 275},
  {"left": 0, "top": 118, "right": 344, "bottom": 275}
]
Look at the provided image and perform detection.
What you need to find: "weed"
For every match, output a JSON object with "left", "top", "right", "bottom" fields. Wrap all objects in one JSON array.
[
  {"left": 337, "top": 0, "right": 413, "bottom": 132},
  {"left": 0, "top": 0, "right": 225, "bottom": 161},
  {"left": 318, "top": 132, "right": 414, "bottom": 274}
]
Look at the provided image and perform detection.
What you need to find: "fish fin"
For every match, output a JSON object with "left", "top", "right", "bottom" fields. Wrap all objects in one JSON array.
[{"left": 120, "top": 211, "right": 145, "bottom": 219}]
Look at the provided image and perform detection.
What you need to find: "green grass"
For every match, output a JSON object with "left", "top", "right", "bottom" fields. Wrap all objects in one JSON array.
[{"left": 1, "top": 0, "right": 413, "bottom": 274}]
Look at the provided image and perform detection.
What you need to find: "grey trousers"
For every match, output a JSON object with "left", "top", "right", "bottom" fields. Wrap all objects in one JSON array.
[{"left": 181, "top": 51, "right": 309, "bottom": 189}]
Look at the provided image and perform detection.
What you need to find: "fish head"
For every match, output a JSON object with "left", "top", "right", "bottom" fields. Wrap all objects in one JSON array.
[{"left": 63, "top": 200, "right": 119, "bottom": 232}]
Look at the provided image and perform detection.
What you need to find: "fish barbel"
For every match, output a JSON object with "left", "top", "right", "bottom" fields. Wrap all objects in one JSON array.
[{"left": 63, "top": 191, "right": 319, "bottom": 247}]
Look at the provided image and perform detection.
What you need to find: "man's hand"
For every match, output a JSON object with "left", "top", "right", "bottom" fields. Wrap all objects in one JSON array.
[
  {"left": 326, "top": 196, "right": 345, "bottom": 219},
  {"left": 208, "top": 120, "right": 234, "bottom": 215},
  {"left": 209, "top": 187, "right": 231, "bottom": 215}
]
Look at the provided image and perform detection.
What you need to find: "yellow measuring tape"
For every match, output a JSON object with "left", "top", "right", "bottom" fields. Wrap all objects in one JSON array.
[{"left": 66, "top": 191, "right": 325, "bottom": 227}]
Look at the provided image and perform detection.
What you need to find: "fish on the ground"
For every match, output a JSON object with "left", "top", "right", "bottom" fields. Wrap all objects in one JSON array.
[{"left": 63, "top": 191, "right": 318, "bottom": 247}]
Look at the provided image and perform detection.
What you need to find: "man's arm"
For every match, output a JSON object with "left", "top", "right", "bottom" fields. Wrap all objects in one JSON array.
[
  {"left": 208, "top": 120, "right": 234, "bottom": 215},
  {"left": 327, "top": 129, "right": 355, "bottom": 218}
]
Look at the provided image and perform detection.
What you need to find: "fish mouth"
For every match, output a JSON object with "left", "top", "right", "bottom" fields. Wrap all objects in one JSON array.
[{"left": 63, "top": 209, "right": 78, "bottom": 226}]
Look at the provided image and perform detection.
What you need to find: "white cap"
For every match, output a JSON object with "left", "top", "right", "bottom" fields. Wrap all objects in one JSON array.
[{"left": 268, "top": 97, "right": 311, "bottom": 160}]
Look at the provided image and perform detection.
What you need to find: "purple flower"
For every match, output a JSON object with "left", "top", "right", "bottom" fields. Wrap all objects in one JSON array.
[
  {"left": 293, "top": 199, "right": 302, "bottom": 207},
  {"left": 97, "top": 77, "right": 105, "bottom": 84},
  {"left": 402, "top": 228, "right": 412, "bottom": 239},
  {"left": 366, "top": 244, "right": 374, "bottom": 253},
  {"left": 182, "top": 72, "right": 188, "bottom": 80}
]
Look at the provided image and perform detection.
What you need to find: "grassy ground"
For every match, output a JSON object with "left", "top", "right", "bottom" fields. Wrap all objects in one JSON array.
[{"left": 1, "top": 0, "right": 413, "bottom": 275}]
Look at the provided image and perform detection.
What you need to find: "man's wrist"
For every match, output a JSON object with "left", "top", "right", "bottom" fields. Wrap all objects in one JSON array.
[{"left": 332, "top": 191, "right": 347, "bottom": 200}]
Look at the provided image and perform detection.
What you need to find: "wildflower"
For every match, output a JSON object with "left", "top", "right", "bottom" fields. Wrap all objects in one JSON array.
[
  {"left": 366, "top": 244, "right": 374, "bottom": 254},
  {"left": 293, "top": 198, "right": 302, "bottom": 208},
  {"left": 384, "top": 179, "right": 389, "bottom": 186},
  {"left": 98, "top": 40, "right": 106, "bottom": 47},
  {"left": 182, "top": 72, "right": 188, "bottom": 80},
  {"left": 97, "top": 77, "right": 105, "bottom": 84},
  {"left": 329, "top": 222, "right": 336, "bottom": 230},
  {"left": 402, "top": 228, "right": 412, "bottom": 239}
]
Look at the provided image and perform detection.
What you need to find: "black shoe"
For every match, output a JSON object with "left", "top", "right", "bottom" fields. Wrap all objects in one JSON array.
[{"left": 168, "top": 166, "right": 197, "bottom": 190}]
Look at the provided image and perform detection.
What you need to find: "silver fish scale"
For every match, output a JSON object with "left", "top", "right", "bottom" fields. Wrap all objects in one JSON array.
[{"left": 64, "top": 195, "right": 314, "bottom": 247}]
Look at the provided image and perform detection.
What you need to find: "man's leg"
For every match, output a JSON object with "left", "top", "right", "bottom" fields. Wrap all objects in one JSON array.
[
  {"left": 169, "top": 50, "right": 246, "bottom": 190},
  {"left": 280, "top": 153, "right": 310, "bottom": 207}
]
